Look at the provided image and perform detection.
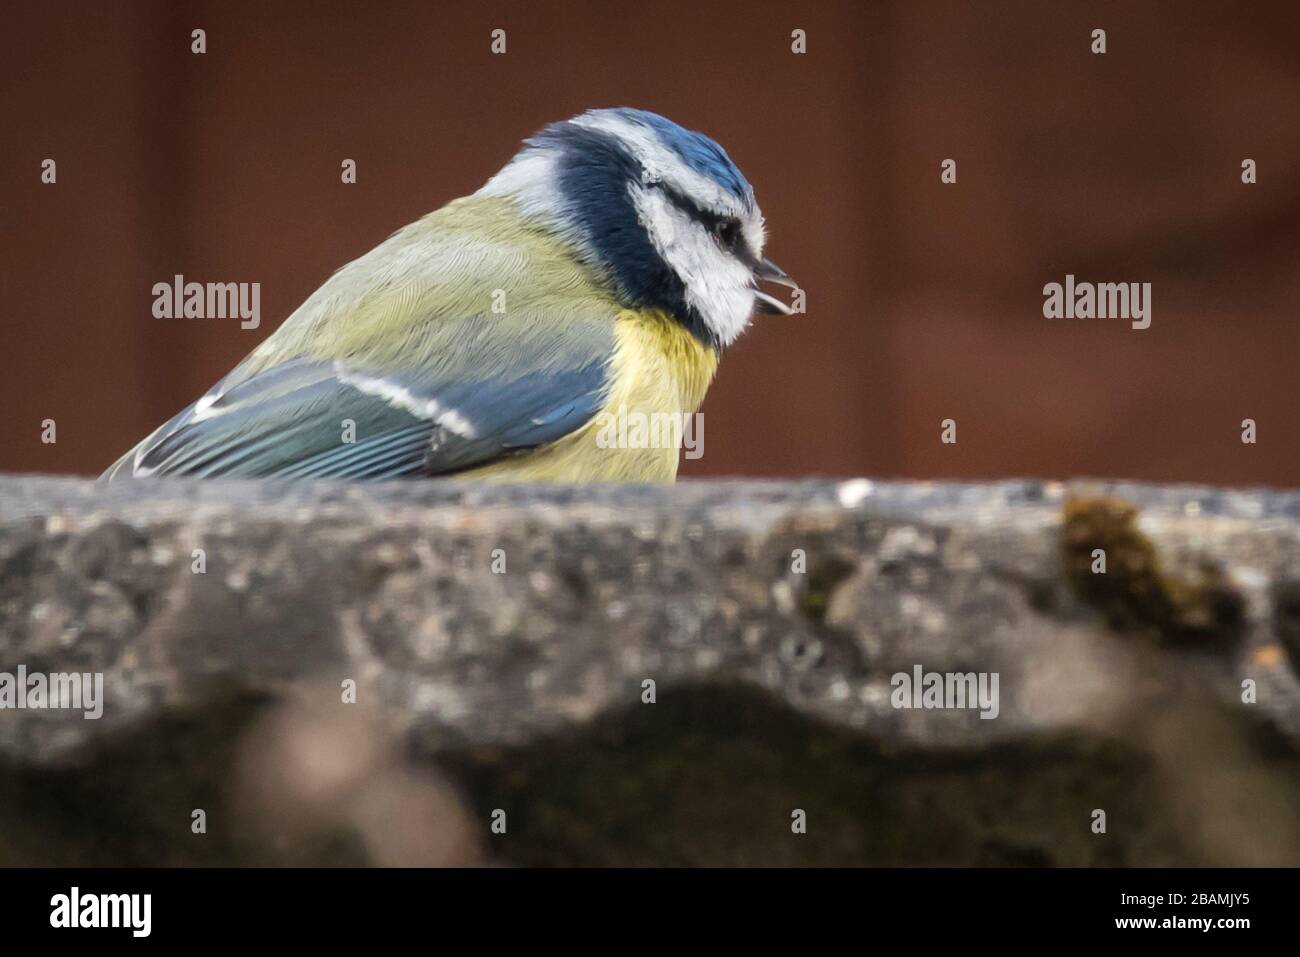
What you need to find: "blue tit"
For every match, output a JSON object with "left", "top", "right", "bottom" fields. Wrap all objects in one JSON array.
[{"left": 102, "top": 107, "right": 797, "bottom": 484}]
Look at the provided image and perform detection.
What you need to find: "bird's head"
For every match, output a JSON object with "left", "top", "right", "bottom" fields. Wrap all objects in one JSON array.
[{"left": 479, "top": 107, "right": 796, "bottom": 349}]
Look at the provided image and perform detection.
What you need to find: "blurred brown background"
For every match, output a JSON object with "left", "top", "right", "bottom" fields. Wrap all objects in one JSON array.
[{"left": 1, "top": 0, "right": 1297, "bottom": 484}]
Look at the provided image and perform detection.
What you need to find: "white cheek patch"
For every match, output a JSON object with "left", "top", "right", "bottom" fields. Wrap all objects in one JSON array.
[
  {"left": 743, "top": 217, "right": 767, "bottom": 260},
  {"left": 630, "top": 185, "right": 755, "bottom": 346}
]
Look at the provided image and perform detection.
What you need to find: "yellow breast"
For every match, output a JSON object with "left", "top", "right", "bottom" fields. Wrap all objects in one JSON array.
[{"left": 465, "top": 308, "right": 719, "bottom": 483}]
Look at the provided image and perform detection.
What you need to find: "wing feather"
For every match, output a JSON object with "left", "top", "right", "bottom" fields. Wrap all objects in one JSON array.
[{"left": 102, "top": 198, "right": 620, "bottom": 481}]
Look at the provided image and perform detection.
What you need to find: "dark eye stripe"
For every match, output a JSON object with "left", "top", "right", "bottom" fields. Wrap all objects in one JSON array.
[{"left": 660, "top": 185, "right": 750, "bottom": 259}]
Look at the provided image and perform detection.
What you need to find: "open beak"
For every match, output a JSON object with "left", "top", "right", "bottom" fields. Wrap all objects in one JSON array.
[{"left": 753, "top": 258, "right": 799, "bottom": 315}]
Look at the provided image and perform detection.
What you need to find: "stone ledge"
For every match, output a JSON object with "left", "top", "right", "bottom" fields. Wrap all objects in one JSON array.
[{"left": 1, "top": 475, "right": 1298, "bottom": 865}]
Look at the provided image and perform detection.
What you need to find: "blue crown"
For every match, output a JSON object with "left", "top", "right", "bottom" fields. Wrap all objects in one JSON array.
[
  {"left": 522, "top": 108, "right": 756, "bottom": 348},
  {"left": 609, "top": 108, "right": 754, "bottom": 205}
]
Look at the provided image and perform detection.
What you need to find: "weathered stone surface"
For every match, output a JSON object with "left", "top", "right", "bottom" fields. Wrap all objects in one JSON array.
[{"left": 1, "top": 475, "right": 1298, "bottom": 866}]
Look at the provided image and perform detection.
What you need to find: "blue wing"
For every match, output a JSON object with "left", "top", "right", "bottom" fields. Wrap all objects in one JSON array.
[
  {"left": 102, "top": 195, "right": 627, "bottom": 482},
  {"left": 103, "top": 355, "right": 611, "bottom": 480}
]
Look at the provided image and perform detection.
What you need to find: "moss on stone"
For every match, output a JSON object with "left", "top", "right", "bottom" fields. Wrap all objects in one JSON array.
[
  {"left": 798, "top": 555, "right": 857, "bottom": 623},
  {"left": 1062, "top": 496, "right": 1244, "bottom": 646}
]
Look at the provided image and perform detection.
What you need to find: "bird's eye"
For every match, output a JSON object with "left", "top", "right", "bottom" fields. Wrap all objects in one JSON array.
[{"left": 713, "top": 219, "right": 741, "bottom": 251}]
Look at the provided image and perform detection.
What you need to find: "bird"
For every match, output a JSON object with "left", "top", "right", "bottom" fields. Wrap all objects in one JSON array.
[{"left": 102, "top": 107, "right": 797, "bottom": 484}]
